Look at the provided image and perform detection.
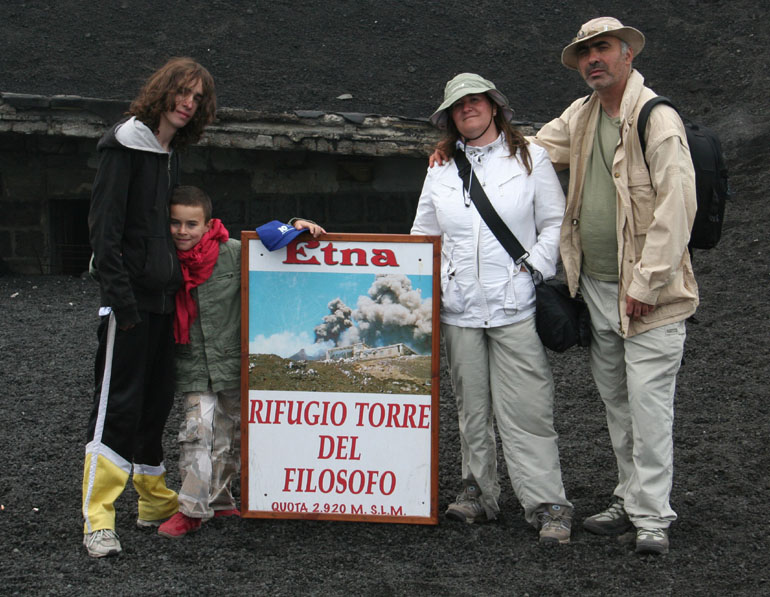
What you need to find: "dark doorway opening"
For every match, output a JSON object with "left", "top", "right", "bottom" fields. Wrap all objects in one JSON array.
[{"left": 49, "top": 198, "right": 90, "bottom": 275}]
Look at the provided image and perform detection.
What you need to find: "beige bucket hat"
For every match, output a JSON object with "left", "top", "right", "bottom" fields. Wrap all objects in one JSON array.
[
  {"left": 561, "top": 17, "right": 645, "bottom": 70},
  {"left": 429, "top": 73, "right": 514, "bottom": 128}
]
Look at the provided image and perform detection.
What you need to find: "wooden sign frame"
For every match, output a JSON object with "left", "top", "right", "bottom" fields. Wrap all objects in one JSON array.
[{"left": 240, "top": 231, "right": 441, "bottom": 525}]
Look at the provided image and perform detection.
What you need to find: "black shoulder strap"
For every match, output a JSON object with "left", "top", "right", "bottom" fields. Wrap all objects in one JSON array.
[
  {"left": 454, "top": 151, "right": 535, "bottom": 273},
  {"left": 637, "top": 96, "right": 677, "bottom": 166}
]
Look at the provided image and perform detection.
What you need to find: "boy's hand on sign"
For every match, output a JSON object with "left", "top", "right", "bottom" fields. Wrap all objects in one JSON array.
[{"left": 294, "top": 219, "right": 326, "bottom": 237}]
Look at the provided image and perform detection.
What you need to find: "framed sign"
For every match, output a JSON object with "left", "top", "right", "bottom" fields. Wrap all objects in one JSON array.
[{"left": 241, "top": 231, "right": 441, "bottom": 524}]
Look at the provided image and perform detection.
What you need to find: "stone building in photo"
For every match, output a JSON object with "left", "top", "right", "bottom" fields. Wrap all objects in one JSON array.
[{"left": 325, "top": 342, "right": 417, "bottom": 362}]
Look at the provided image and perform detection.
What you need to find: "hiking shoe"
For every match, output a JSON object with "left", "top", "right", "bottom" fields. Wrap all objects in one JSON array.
[
  {"left": 445, "top": 479, "right": 490, "bottom": 524},
  {"left": 538, "top": 504, "right": 572, "bottom": 544},
  {"left": 635, "top": 528, "right": 669, "bottom": 555},
  {"left": 157, "top": 512, "right": 202, "bottom": 539},
  {"left": 214, "top": 508, "right": 241, "bottom": 518},
  {"left": 83, "top": 529, "right": 122, "bottom": 558},
  {"left": 583, "top": 497, "right": 632, "bottom": 535},
  {"left": 136, "top": 517, "right": 164, "bottom": 529}
]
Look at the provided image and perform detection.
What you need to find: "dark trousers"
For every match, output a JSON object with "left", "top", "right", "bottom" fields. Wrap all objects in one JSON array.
[{"left": 87, "top": 310, "right": 176, "bottom": 467}]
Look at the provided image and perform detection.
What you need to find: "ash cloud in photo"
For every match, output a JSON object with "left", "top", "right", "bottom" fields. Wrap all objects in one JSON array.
[
  {"left": 317, "top": 274, "right": 432, "bottom": 355},
  {"left": 314, "top": 298, "right": 354, "bottom": 345}
]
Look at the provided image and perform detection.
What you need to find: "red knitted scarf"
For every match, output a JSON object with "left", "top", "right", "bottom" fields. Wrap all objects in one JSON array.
[{"left": 174, "top": 218, "right": 229, "bottom": 344}]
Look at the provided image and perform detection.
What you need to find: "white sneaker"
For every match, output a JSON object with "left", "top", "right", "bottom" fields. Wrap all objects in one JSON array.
[{"left": 83, "top": 529, "right": 122, "bottom": 558}]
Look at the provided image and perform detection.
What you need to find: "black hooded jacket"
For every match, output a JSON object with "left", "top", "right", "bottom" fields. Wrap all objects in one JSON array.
[{"left": 88, "top": 117, "right": 183, "bottom": 327}]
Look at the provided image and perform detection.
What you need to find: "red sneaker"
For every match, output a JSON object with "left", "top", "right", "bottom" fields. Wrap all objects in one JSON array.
[
  {"left": 214, "top": 508, "right": 241, "bottom": 518},
  {"left": 157, "top": 512, "right": 202, "bottom": 538}
]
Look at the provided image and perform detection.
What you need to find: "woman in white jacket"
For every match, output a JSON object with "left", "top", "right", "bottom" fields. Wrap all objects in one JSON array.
[{"left": 411, "top": 73, "right": 572, "bottom": 543}]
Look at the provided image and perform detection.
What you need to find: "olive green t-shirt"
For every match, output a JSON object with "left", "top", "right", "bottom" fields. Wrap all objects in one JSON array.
[{"left": 580, "top": 109, "right": 620, "bottom": 281}]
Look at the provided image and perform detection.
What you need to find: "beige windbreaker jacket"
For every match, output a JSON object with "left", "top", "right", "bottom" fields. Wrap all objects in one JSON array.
[{"left": 533, "top": 69, "right": 698, "bottom": 337}]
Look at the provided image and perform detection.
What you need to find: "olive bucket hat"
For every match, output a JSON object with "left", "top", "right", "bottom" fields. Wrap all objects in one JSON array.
[
  {"left": 429, "top": 73, "right": 514, "bottom": 129},
  {"left": 561, "top": 17, "right": 645, "bottom": 70}
]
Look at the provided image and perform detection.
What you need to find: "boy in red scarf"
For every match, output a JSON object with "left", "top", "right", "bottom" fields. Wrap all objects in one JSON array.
[{"left": 159, "top": 185, "right": 324, "bottom": 538}]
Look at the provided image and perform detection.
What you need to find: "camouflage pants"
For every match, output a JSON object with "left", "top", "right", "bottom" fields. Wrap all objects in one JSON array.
[{"left": 177, "top": 387, "right": 240, "bottom": 519}]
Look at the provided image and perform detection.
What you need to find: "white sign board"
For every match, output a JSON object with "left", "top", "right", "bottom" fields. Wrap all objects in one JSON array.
[{"left": 241, "top": 232, "right": 440, "bottom": 524}]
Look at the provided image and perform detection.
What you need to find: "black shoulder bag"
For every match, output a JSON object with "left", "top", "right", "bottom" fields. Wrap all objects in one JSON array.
[{"left": 454, "top": 150, "right": 590, "bottom": 352}]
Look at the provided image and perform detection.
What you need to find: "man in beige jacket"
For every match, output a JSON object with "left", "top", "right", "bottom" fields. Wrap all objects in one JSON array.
[{"left": 533, "top": 17, "right": 698, "bottom": 555}]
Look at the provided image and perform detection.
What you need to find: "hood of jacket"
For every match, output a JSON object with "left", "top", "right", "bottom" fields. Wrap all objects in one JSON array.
[{"left": 97, "top": 116, "right": 170, "bottom": 154}]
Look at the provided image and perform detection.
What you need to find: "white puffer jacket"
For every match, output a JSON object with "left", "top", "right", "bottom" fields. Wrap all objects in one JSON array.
[{"left": 411, "top": 135, "right": 565, "bottom": 328}]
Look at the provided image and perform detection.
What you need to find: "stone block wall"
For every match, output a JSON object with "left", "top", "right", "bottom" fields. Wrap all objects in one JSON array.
[
  {"left": 0, "top": 135, "right": 428, "bottom": 274},
  {"left": 0, "top": 133, "right": 96, "bottom": 274},
  {"left": 184, "top": 146, "right": 427, "bottom": 237}
]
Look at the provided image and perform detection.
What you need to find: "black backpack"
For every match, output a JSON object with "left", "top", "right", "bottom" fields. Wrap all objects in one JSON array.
[{"left": 637, "top": 96, "right": 731, "bottom": 250}]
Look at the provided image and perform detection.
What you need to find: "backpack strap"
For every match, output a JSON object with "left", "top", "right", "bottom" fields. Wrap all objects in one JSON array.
[{"left": 637, "top": 96, "right": 677, "bottom": 167}]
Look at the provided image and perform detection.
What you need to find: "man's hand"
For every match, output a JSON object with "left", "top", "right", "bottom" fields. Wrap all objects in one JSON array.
[
  {"left": 429, "top": 147, "right": 449, "bottom": 168},
  {"left": 626, "top": 295, "right": 655, "bottom": 320}
]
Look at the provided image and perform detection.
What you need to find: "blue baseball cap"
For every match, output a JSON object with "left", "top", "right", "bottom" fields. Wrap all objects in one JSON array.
[{"left": 256, "top": 220, "right": 307, "bottom": 251}]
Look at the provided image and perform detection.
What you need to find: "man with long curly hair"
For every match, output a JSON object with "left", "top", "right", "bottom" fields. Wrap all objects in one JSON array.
[{"left": 82, "top": 57, "right": 216, "bottom": 558}]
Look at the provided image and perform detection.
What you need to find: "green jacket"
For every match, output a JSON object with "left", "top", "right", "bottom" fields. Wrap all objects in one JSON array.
[{"left": 175, "top": 239, "right": 241, "bottom": 393}]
